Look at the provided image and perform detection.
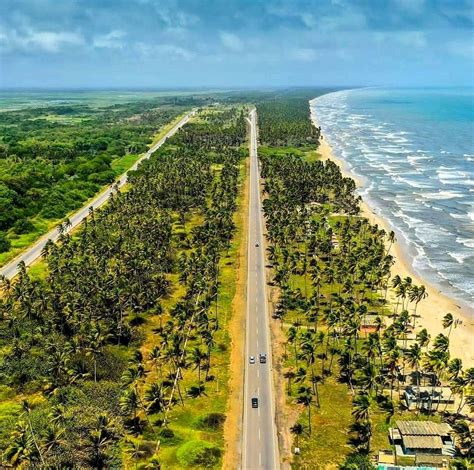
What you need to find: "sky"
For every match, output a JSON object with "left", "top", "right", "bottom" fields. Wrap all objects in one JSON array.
[{"left": 0, "top": 0, "right": 473, "bottom": 89}]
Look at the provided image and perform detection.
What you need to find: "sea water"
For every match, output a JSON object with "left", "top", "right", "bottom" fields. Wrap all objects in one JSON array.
[{"left": 311, "top": 88, "right": 474, "bottom": 312}]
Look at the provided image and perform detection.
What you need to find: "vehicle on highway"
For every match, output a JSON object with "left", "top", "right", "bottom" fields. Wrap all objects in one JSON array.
[
  {"left": 249, "top": 356, "right": 256, "bottom": 364},
  {"left": 251, "top": 397, "right": 259, "bottom": 408},
  {"left": 255, "top": 243, "right": 259, "bottom": 247},
  {"left": 259, "top": 353, "right": 267, "bottom": 364}
]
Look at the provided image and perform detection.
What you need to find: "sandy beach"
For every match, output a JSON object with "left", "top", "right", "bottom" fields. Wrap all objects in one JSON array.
[{"left": 312, "top": 111, "right": 474, "bottom": 368}]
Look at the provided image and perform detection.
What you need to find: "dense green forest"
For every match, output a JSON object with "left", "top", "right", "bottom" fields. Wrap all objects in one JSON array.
[
  {"left": 0, "top": 106, "right": 247, "bottom": 468},
  {"left": 257, "top": 90, "right": 326, "bottom": 147},
  {"left": 0, "top": 95, "right": 212, "bottom": 260},
  {"left": 256, "top": 99, "right": 473, "bottom": 468}
]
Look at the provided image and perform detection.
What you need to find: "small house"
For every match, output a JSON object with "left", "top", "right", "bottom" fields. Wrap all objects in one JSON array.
[
  {"left": 389, "top": 420, "right": 455, "bottom": 464},
  {"left": 360, "top": 314, "right": 380, "bottom": 334},
  {"left": 403, "top": 386, "right": 455, "bottom": 411}
]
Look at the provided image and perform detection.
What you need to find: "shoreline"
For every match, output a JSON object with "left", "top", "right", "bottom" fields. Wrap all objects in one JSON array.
[{"left": 311, "top": 106, "right": 474, "bottom": 368}]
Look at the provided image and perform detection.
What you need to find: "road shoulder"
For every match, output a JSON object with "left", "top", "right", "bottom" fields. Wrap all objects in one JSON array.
[{"left": 222, "top": 149, "right": 250, "bottom": 470}]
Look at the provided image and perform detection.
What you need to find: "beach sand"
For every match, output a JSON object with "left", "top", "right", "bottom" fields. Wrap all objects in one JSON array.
[{"left": 313, "top": 114, "right": 474, "bottom": 368}]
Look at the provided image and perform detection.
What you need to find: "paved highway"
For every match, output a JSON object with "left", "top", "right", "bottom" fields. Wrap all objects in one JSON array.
[
  {"left": 0, "top": 112, "right": 193, "bottom": 280},
  {"left": 242, "top": 109, "right": 280, "bottom": 469}
]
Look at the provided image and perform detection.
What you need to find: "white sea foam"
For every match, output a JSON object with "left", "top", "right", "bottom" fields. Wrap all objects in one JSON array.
[
  {"left": 313, "top": 88, "right": 474, "bottom": 303},
  {"left": 448, "top": 252, "right": 472, "bottom": 264},
  {"left": 456, "top": 237, "right": 474, "bottom": 249},
  {"left": 420, "top": 190, "right": 463, "bottom": 200}
]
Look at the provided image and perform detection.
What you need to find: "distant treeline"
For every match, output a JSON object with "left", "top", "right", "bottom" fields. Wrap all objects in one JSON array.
[{"left": 256, "top": 89, "right": 331, "bottom": 147}]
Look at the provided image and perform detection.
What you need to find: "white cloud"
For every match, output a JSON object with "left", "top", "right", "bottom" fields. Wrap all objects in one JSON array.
[
  {"left": 0, "top": 27, "right": 84, "bottom": 52},
  {"left": 220, "top": 31, "right": 244, "bottom": 52},
  {"left": 290, "top": 47, "right": 317, "bottom": 62},
  {"left": 375, "top": 31, "right": 427, "bottom": 49},
  {"left": 136, "top": 42, "right": 194, "bottom": 60},
  {"left": 93, "top": 30, "right": 126, "bottom": 49}
]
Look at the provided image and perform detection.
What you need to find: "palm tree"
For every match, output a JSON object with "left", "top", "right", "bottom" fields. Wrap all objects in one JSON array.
[
  {"left": 296, "top": 385, "right": 313, "bottom": 434},
  {"left": 190, "top": 347, "right": 206, "bottom": 383},
  {"left": 4, "top": 421, "right": 37, "bottom": 466},
  {"left": 408, "top": 285, "right": 427, "bottom": 328},
  {"left": 42, "top": 423, "right": 66, "bottom": 456},
  {"left": 144, "top": 382, "right": 166, "bottom": 414},
  {"left": 21, "top": 400, "right": 44, "bottom": 465},
  {"left": 88, "top": 413, "right": 117, "bottom": 469},
  {"left": 406, "top": 342, "right": 423, "bottom": 406},
  {"left": 352, "top": 392, "right": 372, "bottom": 453},
  {"left": 352, "top": 393, "right": 370, "bottom": 422},
  {"left": 283, "top": 369, "right": 296, "bottom": 395},
  {"left": 125, "top": 439, "right": 146, "bottom": 469},
  {"left": 290, "top": 423, "right": 304, "bottom": 448},
  {"left": 442, "top": 313, "right": 455, "bottom": 338}
]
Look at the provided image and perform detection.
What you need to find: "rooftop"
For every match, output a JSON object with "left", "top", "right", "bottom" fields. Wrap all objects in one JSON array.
[{"left": 396, "top": 420, "right": 452, "bottom": 437}]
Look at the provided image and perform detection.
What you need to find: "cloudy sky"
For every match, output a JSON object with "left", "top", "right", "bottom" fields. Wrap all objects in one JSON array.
[{"left": 0, "top": 0, "right": 473, "bottom": 88}]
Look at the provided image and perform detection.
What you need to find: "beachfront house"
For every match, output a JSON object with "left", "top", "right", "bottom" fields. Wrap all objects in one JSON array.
[
  {"left": 403, "top": 386, "right": 455, "bottom": 412},
  {"left": 359, "top": 314, "right": 380, "bottom": 334},
  {"left": 389, "top": 420, "right": 455, "bottom": 466}
]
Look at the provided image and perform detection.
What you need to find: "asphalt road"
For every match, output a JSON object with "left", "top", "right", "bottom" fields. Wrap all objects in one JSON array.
[
  {"left": 242, "top": 109, "right": 280, "bottom": 469},
  {"left": 0, "top": 112, "right": 193, "bottom": 280}
]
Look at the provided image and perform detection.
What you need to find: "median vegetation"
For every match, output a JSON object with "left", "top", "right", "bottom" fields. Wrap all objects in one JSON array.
[{"left": 0, "top": 106, "right": 247, "bottom": 468}]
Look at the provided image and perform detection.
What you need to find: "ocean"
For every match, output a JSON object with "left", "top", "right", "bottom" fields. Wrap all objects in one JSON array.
[{"left": 311, "top": 87, "right": 474, "bottom": 311}]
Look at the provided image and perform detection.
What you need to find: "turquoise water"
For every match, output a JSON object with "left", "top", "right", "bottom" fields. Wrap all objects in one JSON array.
[{"left": 312, "top": 88, "right": 474, "bottom": 312}]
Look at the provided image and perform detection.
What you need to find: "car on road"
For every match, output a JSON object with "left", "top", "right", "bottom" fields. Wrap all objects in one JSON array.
[
  {"left": 251, "top": 397, "right": 259, "bottom": 408},
  {"left": 249, "top": 356, "right": 256, "bottom": 364},
  {"left": 255, "top": 243, "right": 259, "bottom": 247},
  {"left": 259, "top": 353, "right": 267, "bottom": 364}
]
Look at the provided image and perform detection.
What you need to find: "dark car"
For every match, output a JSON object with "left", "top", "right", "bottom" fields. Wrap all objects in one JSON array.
[
  {"left": 259, "top": 353, "right": 267, "bottom": 364},
  {"left": 251, "top": 397, "right": 259, "bottom": 408}
]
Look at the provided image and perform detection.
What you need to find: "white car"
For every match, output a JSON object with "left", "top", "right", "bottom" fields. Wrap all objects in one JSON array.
[{"left": 249, "top": 356, "right": 256, "bottom": 364}]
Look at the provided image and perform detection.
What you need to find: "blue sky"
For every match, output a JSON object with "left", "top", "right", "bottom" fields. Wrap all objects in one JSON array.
[{"left": 0, "top": 0, "right": 473, "bottom": 88}]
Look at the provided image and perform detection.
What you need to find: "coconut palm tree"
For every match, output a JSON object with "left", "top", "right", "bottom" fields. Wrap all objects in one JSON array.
[
  {"left": 442, "top": 313, "right": 455, "bottom": 338},
  {"left": 290, "top": 423, "right": 304, "bottom": 448},
  {"left": 296, "top": 385, "right": 313, "bottom": 434}
]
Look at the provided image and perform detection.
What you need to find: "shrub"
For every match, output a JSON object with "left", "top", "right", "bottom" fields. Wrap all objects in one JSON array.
[
  {"left": 197, "top": 413, "right": 226, "bottom": 430},
  {"left": 176, "top": 440, "right": 222, "bottom": 468},
  {"left": 12, "top": 218, "right": 36, "bottom": 234},
  {"left": 159, "top": 428, "right": 175, "bottom": 439},
  {"left": 0, "top": 232, "right": 11, "bottom": 253}
]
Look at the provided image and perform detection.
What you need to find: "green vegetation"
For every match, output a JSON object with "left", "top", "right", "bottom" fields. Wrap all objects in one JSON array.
[
  {"left": 0, "top": 95, "right": 210, "bottom": 264},
  {"left": 256, "top": 97, "right": 474, "bottom": 468},
  {"left": 0, "top": 106, "right": 248, "bottom": 468}
]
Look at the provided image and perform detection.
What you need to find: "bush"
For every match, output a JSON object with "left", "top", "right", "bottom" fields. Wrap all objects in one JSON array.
[
  {"left": 176, "top": 440, "right": 222, "bottom": 468},
  {"left": 197, "top": 413, "right": 226, "bottom": 430},
  {"left": 339, "top": 453, "right": 376, "bottom": 470},
  {"left": 159, "top": 428, "right": 175, "bottom": 439},
  {"left": 0, "top": 232, "right": 11, "bottom": 253},
  {"left": 13, "top": 218, "right": 36, "bottom": 234}
]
